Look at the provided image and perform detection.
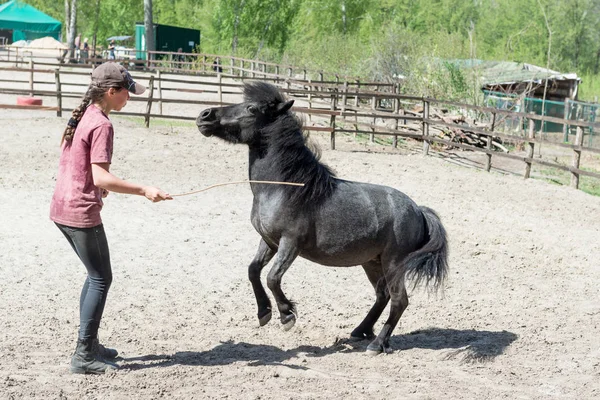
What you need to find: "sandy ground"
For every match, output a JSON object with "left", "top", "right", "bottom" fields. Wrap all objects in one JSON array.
[{"left": 1, "top": 88, "right": 600, "bottom": 399}]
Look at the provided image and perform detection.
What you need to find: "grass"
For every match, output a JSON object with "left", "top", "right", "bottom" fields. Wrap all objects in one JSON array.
[{"left": 536, "top": 167, "right": 600, "bottom": 196}]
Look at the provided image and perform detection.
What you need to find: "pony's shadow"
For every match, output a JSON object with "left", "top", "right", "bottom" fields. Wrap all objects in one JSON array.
[
  {"left": 392, "top": 327, "right": 518, "bottom": 363},
  {"left": 119, "top": 342, "right": 322, "bottom": 371},
  {"left": 119, "top": 327, "right": 517, "bottom": 371}
]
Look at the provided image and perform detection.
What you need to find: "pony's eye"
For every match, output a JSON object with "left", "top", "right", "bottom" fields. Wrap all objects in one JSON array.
[{"left": 247, "top": 105, "right": 257, "bottom": 114}]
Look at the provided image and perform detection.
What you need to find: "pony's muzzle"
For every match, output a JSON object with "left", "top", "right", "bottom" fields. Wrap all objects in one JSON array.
[
  {"left": 199, "top": 108, "right": 215, "bottom": 122},
  {"left": 196, "top": 108, "right": 217, "bottom": 136}
]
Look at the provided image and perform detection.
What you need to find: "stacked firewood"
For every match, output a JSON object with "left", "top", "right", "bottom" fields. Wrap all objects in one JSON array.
[{"left": 431, "top": 112, "right": 508, "bottom": 153}]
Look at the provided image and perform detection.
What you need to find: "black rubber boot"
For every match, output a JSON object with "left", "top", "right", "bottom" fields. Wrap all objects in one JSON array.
[
  {"left": 93, "top": 338, "right": 118, "bottom": 359},
  {"left": 70, "top": 339, "right": 119, "bottom": 375}
]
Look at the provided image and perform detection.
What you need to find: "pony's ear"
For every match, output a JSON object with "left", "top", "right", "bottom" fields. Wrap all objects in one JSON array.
[{"left": 276, "top": 100, "right": 294, "bottom": 115}]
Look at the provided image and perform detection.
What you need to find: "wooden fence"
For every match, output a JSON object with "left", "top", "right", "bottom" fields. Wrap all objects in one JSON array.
[
  {"left": 1, "top": 61, "right": 599, "bottom": 191},
  {"left": 0, "top": 47, "right": 395, "bottom": 93}
]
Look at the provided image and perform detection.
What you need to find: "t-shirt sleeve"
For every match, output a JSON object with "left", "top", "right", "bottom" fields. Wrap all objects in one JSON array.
[{"left": 90, "top": 123, "right": 114, "bottom": 164}]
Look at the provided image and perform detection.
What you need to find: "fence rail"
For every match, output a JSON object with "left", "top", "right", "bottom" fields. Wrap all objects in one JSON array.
[{"left": 1, "top": 61, "right": 599, "bottom": 191}]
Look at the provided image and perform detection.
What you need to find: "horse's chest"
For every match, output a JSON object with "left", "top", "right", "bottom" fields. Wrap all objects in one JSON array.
[{"left": 250, "top": 194, "right": 290, "bottom": 238}]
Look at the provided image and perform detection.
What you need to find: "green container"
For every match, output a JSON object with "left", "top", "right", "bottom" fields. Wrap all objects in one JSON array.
[{"left": 135, "top": 23, "right": 200, "bottom": 60}]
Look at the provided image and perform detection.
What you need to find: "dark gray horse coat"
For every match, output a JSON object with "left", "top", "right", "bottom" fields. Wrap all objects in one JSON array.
[{"left": 196, "top": 82, "right": 449, "bottom": 354}]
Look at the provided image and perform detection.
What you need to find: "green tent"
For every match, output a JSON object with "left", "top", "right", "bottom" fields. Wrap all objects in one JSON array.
[{"left": 0, "top": 0, "right": 61, "bottom": 42}]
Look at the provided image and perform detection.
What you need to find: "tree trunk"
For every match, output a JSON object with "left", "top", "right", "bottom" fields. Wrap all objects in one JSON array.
[
  {"left": 64, "top": 0, "right": 77, "bottom": 62},
  {"left": 341, "top": 1, "right": 347, "bottom": 35},
  {"left": 256, "top": 18, "right": 272, "bottom": 57},
  {"left": 256, "top": 2, "right": 278, "bottom": 57},
  {"left": 64, "top": 0, "right": 69, "bottom": 39},
  {"left": 92, "top": 0, "right": 101, "bottom": 58},
  {"left": 144, "top": 0, "right": 155, "bottom": 61},
  {"left": 232, "top": 0, "right": 245, "bottom": 55}
]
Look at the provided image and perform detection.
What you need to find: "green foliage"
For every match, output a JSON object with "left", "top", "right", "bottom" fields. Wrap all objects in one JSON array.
[
  {"left": 8, "top": 0, "right": 600, "bottom": 100},
  {"left": 579, "top": 74, "right": 600, "bottom": 102}
]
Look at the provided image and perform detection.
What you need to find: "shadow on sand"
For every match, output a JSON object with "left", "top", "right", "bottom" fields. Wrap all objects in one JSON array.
[{"left": 119, "top": 327, "right": 517, "bottom": 371}]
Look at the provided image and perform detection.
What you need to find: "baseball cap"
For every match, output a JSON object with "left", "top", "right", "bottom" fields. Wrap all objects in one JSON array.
[{"left": 91, "top": 62, "right": 146, "bottom": 95}]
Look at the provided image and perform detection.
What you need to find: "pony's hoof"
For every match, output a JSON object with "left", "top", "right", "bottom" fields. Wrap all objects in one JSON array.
[
  {"left": 366, "top": 341, "right": 391, "bottom": 356},
  {"left": 365, "top": 348, "right": 382, "bottom": 356},
  {"left": 258, "top": 310, "right": 272, "bottom": 326},
  {"left": 350, "top": 329, "right": 375, "bottom": 341},
  {"left": 281, "top": 314, "right": 296, "bottom": 331}
]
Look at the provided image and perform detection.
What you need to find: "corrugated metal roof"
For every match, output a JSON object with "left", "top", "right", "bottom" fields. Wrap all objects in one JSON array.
[{"left": 471, "top": 61, "right": 579, "bottom": 86}]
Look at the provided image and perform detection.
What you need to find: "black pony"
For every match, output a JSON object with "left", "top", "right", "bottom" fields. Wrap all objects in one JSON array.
[{"left": 196, "top": 82, "right": 449, "bottom": 354}]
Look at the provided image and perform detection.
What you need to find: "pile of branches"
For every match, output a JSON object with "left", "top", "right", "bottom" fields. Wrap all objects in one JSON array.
[{"left": 433, "top": 113, "right": 508, "bottom": 153}]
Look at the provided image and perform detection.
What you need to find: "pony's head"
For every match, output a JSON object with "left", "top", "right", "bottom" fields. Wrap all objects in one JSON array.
[{"left": 196, "top": 82, "right": 294, "bottom": 145}]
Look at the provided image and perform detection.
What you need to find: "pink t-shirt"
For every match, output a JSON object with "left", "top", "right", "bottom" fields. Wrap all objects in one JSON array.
[{"left": 50, "top": 105, "right": 114, "bottom": 228}]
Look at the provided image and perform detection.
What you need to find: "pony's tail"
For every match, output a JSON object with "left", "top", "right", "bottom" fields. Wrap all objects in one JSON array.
[{"left": 404, "top": 206, "right": 449, "bottom": 291}]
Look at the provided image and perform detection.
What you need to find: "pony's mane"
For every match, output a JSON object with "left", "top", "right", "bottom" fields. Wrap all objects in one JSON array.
[
  {"left": 244, "top": 82, "right": 337, "bottom": 208},
  {"left": 243, "top": 81, "right": 286, "bottom": 106}
]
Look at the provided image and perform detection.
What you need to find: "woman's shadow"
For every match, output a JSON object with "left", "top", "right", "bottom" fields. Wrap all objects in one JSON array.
[{"left": 119, "top": 327, "right": 517, "bottom": 371}]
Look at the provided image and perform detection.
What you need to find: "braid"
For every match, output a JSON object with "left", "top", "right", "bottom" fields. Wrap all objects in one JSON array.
[{"left": 60, "top": 84, "right": 107, "bottom": 146}]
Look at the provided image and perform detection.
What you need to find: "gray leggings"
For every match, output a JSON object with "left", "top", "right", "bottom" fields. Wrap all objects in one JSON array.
[{"left": 55, "top": 223, "right": 112, "bottom": 340}]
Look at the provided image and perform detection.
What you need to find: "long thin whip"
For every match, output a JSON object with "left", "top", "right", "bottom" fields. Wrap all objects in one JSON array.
[{"left": 170, "top": 180, "right": 305, "bottom": 197}]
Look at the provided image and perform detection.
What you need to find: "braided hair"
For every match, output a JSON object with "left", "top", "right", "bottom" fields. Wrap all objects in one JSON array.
[{"left": 61, "top": 84, "right": 111, "bottom": 145}]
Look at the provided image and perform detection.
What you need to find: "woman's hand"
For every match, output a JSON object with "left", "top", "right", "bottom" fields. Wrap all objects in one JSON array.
[
  {"left": 143, "top": 186, "right": 173, "bottom": 202},
  {"left": 92, "top": 164, "right": 172, "bottom": 202}
]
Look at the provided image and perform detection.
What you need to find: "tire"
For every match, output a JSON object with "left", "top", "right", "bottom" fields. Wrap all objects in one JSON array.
[{"left": 16, "top": 97, "right": 43, "bottom": 106}]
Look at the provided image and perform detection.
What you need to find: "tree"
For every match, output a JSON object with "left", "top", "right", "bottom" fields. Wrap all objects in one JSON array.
[
  {"left": 64, "top": 0, "right": 77, "bottom": 60},
  {"left": 144, "top": 0, "right": 155, "bottom": 59}
]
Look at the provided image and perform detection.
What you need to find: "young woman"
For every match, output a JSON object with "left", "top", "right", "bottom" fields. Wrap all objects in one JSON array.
[{"left": 50, "top": 62, "right": 172, "bottom": 374}]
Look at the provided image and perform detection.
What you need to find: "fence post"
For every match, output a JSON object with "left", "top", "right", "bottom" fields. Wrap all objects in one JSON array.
[
  {"left": 524, "top": 118, "right": 535, "bottom": 178},
  {"left": 562, "top": 99, "right": 570, "bottom": 142},
  {"left": 570, "top": 126, "right": 584, "bottom": 188},
  {"left": 485, "top": 111, "right": 497, "bottom": 172},
  {"left": 422, "top": 99, "right": 430, "bottom": 155},
  {"left": 144, "top": 76, "right": 154, "bottom": 128},
  {"left": 370, "top": 103, "right": 377, "bottom": 143},
  {"left": 370, "top": 93, "right": 377, "bottom": 143},
  {"left": 307, "top": 79, "right": 312, "bottom": 122},
  {"left": 341, "top": 81, "right": 348, "bottom": 121},
  {"left": 157, "top": 69, "right": 163, "bottom": 115},
  {"left": 354, "top": 80, "right": 360, "bottom": 107},
  {"left": 54, "top": 69, "right": 62, "bottom": 117},
  {"left": 251, "top": 61, "right": 255, "bottom": 78},
  {"left": 275, "top": 65, "right": 279, "bottom": 81},
  {"left": 240, "top": 60, "right": 244, "bottom": 77},
  {"left": 218, "top": 73, "right": 223, "bottom": 104},
  {"left": 202, "top": 55, "right": 207, "bottom": 73},
  {"left": 393, "top": 94, "right": 400, "bottom": 148},
  {"left": 29, "top": 59, "right": 34, "bottom": 96},
  {"left": 330, "top": 94, "right": 337, "bottom": 150}
]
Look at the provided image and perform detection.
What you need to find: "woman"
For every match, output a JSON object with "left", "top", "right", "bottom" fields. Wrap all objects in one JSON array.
[{"left": 50, "top": 62, "right": 172, "bottom": 374}]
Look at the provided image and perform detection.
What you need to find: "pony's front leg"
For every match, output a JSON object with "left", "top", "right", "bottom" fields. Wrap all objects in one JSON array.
[
  {"left": 248, "top": 239, "right": 276, "bottom": 326},
  {"left": 266, "top": 239, "right": 299, "bottom": 331}
]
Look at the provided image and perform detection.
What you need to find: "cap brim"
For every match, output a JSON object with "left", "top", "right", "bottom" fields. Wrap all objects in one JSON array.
[
  {"left": 122, "top": 69, "right": 146, "bottom": 95},
  {"left": 129, "top": 82, "right": 146, "bottom": 95}
]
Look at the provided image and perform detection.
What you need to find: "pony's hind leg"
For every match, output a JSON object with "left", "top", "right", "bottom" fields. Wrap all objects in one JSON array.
[
  {"left": 266, "top": 238, "right": 300, "bottom": 331},
  {"left": 351, "top": 260, "right": 390, "bottom": 341},
  {"left": 248, "top": 239, "right": 276, "bottom": 326},
  {"left": 367, "top": 265, "right": 408, "bottom": 355}
]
